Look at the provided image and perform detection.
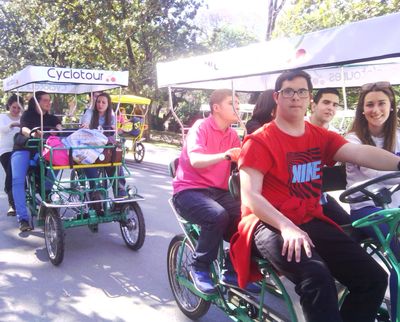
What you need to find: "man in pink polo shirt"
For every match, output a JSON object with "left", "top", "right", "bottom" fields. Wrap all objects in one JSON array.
[{"left": 172, "top": 89, "right": 241, "bottom": 295}]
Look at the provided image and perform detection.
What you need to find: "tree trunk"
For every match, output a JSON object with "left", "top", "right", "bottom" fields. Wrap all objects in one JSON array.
[{"left": 266, "top": 0, "right": 286, "bottom": 41}]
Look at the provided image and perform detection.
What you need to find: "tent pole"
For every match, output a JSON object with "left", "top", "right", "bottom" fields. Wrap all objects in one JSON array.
[
  {"left": 340, "top": 66, "right": 349, "bottom": 132},
  {"left": 115, "top": 86, "right": 122, "bottom": 139},
  {"left": 32, "top": 84, "right": 44, "bottom": 152},
  {"left": 231, "top": 80, "right": 246, "bottom": 138},
  {"left": 168, "top": 86, "right": 185, "bottom": 143}
]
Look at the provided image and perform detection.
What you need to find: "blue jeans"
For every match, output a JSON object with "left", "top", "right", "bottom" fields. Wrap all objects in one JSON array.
[
  {"left": 173, "top": 188, "right": 240, "bottom": 269},
  {"left": 351, "top": 206, "right": 400, "bottom": 320},
  {"left": 11, "top": 150, "right": 57, "bottom": 222},
  {"left": 253, "top": 219, "right": 387, "bottom": 322}
]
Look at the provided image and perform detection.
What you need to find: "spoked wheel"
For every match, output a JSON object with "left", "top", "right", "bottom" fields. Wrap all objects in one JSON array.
[
  {"left": 133, "top": 142, "right": 145, "bottom": 163},
  {"left": 44, "top": 208, "right": 64, "bottom": 266},
  {"left": 119, "top": 202, "right": 145, "bottom": 250},
  {"left": 167, "top": 234, "right": 210, "bottom": 319}
]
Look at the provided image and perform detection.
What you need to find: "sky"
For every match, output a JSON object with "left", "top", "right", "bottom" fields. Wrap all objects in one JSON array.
[{"left": 197, "top": 0, "right": 269, "bottom": 41}]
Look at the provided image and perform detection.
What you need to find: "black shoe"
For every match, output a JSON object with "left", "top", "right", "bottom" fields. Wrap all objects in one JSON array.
[
  {"left": 189, "top": 265, "right": 217, "bottom": 295},
  {"left": 7, "top": 206, "right": 16, "bottom": 216},
  {"left": 19, "top": 220, "right": 32, "bottom": 232},
  {"left": 90, "top": 191, "right": 104, "bottom": 215}
]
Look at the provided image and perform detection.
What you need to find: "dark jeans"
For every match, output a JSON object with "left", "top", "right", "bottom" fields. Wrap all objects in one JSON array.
[
  {"left": 84, "top": 166, "right": 126, "bottom": 195},
  {"left": 173, "top": 188, "right": 240, "bottom": 269},
  {"left": 351, "top": 206, "right": 400, "bottom": 321},
  {"left": 0, "top": 152, "right": 14, "bottom": 206},
  {"left": 323, "top": 193, "right": 351, "bottom": 225},
  {"left": 253, "top": 219, "right": 387, "bottom": 322}
]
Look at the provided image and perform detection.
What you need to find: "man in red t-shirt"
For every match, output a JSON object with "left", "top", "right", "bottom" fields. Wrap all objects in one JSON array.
[{"left": 231, "top": 70, "right": 400, "bottom": 322}]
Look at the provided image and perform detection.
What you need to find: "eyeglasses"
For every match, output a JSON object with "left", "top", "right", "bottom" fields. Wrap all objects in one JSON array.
[
  {"left": 361, "top": 81, "right": 391, "bottom": 92},
  {"left": 278, "top": 88, "right": 309, "bottom": 98}
]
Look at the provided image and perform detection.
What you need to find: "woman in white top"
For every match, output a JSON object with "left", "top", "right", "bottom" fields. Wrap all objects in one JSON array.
[
  {"left": 0, "top": 94, "right": 23, "bottom": 216},
  {"left": 345, "top": 81, "right": 399, "bottom": 320}
]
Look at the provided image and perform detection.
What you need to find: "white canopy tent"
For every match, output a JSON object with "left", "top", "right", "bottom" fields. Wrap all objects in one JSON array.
[
  {"left": 3, "top": 65, "right": 129, "bottom": 94},
  {"left": 157, "top": 12, "right": 400, "bottom": 91},
  {"left": 2, "top": 66, "right": 130, "bottom": 141}
]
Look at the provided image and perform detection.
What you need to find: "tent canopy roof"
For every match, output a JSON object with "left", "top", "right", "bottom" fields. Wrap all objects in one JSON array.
[
  {"left": 157, "top": 13, "right": 400, "bottom": 91},
  {"left": 110, "top": 94, "right": 151, "bottom": 105},
  {"left": 3, "top": 65, "right": 129, "bottom": 94}
]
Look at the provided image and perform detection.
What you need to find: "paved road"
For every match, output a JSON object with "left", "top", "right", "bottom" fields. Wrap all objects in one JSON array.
[{"left": 0, "top": 142, "right": 230, "bottom": 322}]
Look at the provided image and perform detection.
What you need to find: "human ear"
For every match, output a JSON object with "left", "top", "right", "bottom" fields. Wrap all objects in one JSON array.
[{"left": 273, "top": 92, "right": 279, "bottom": 104}]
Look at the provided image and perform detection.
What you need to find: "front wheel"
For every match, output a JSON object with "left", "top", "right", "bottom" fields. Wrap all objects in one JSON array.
[
  {"left": 119, "top": 202, "right": 145, "bottom": 250},
  {"left": 167, "top": 234, "right": 210, "bottom": 319},
  {"left": 44, "top": 208, "right": 64, "bottom": 266},
  {"left": 134, "top": 142, "right": 145, "bottom": 163}
]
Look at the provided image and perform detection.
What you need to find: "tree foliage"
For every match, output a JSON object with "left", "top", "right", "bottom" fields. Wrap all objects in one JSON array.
[
  {"left": 0, "top": 0, "right": 204, "bottom": 94},
  {"left": 0, "top": 0, "right": 261, "bottom": 131},
  {"left": 274, "top": 0, "right": 400, "bottom": 38}
]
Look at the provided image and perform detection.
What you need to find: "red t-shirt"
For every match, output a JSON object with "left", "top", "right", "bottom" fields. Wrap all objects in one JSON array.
[{"left": 239, "top": 121, "right": 347, "bottom": 225}]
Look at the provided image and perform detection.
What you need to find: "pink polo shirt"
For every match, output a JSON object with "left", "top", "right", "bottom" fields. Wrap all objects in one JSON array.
[{"left": 173, "top": 116, "right": 241, "bottom": 194}]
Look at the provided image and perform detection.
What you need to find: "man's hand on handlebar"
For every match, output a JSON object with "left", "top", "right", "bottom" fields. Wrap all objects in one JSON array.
[{"left": 224, "top": 148, "right": 241, "bottom": 162}]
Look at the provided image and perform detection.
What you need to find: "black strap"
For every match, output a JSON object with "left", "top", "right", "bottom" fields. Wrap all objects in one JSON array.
[
  {"left": 111, "top": 146, "right": 117, "bottom": 166},
  {"left": 68, "top": 147, "right": 74, "bottom": 169}
]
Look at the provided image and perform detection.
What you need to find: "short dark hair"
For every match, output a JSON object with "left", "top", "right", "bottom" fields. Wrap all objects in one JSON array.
[
  {"left": 313, "top": 88, "right": 340, "bottom": 104},
  {"left": 209, "top": 89, "right": 237, "bottom": 114},
  {"left": 274, "top": 70, "right": 313, "bottom": 92},
  {"left": 27, "top": 91, "right": 49, "bottom": 112}
]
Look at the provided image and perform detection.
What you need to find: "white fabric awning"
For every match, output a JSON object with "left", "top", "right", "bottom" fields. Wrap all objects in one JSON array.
[
  {"left": 157, "top": 13, "right": 400, "bottom": 90},
  {"left": 3, "top": 65, "right": 129, "bottom": 93}
]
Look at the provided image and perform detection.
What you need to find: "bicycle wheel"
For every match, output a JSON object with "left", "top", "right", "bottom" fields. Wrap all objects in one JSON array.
[
  {"left": 119, "top": 202, "right": 145, "bottom": 250},
  {"left": 133, "top": 142, "right": 145, "bottom": 163},
  {"left": 44, "top": 207, "right": 64, "bottom": 266},
  {"left": 167, "top": 234, "right": 210, "bottom": 319}
]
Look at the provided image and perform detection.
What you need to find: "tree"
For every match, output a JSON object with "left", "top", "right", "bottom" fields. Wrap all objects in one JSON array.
[
  {"left": 202, "top": 25, "right": 258, "bottom": 52},
  {"left": 266, "top": 0, "right": 287, "bottom": 41},
  {"left": 0, "top": 0, "right": 207, "bottom": 133},
  {"left": 273, "top": 0, "right": 400, "bottom": 38}
]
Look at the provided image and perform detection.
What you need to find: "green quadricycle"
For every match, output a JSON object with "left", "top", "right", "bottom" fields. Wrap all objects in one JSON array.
[
  {"left": 3, "top": 66, "right": 146, "bottom": 266},
  {"left": 167, "top": 160, "right": 399, "bottom": 321}
]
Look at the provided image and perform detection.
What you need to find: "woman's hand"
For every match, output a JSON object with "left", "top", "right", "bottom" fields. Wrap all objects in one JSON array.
[
  {"left": 280, "top": 224, "right": 314, "bottom": 262},
  {"left": 80, "top": 123, "right": 89, "bottom": 129}
]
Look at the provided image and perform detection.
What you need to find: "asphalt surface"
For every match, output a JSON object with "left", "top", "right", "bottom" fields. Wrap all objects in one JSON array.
[{"left": 0, "top": 142, "right": 231, "bottom": 322}]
